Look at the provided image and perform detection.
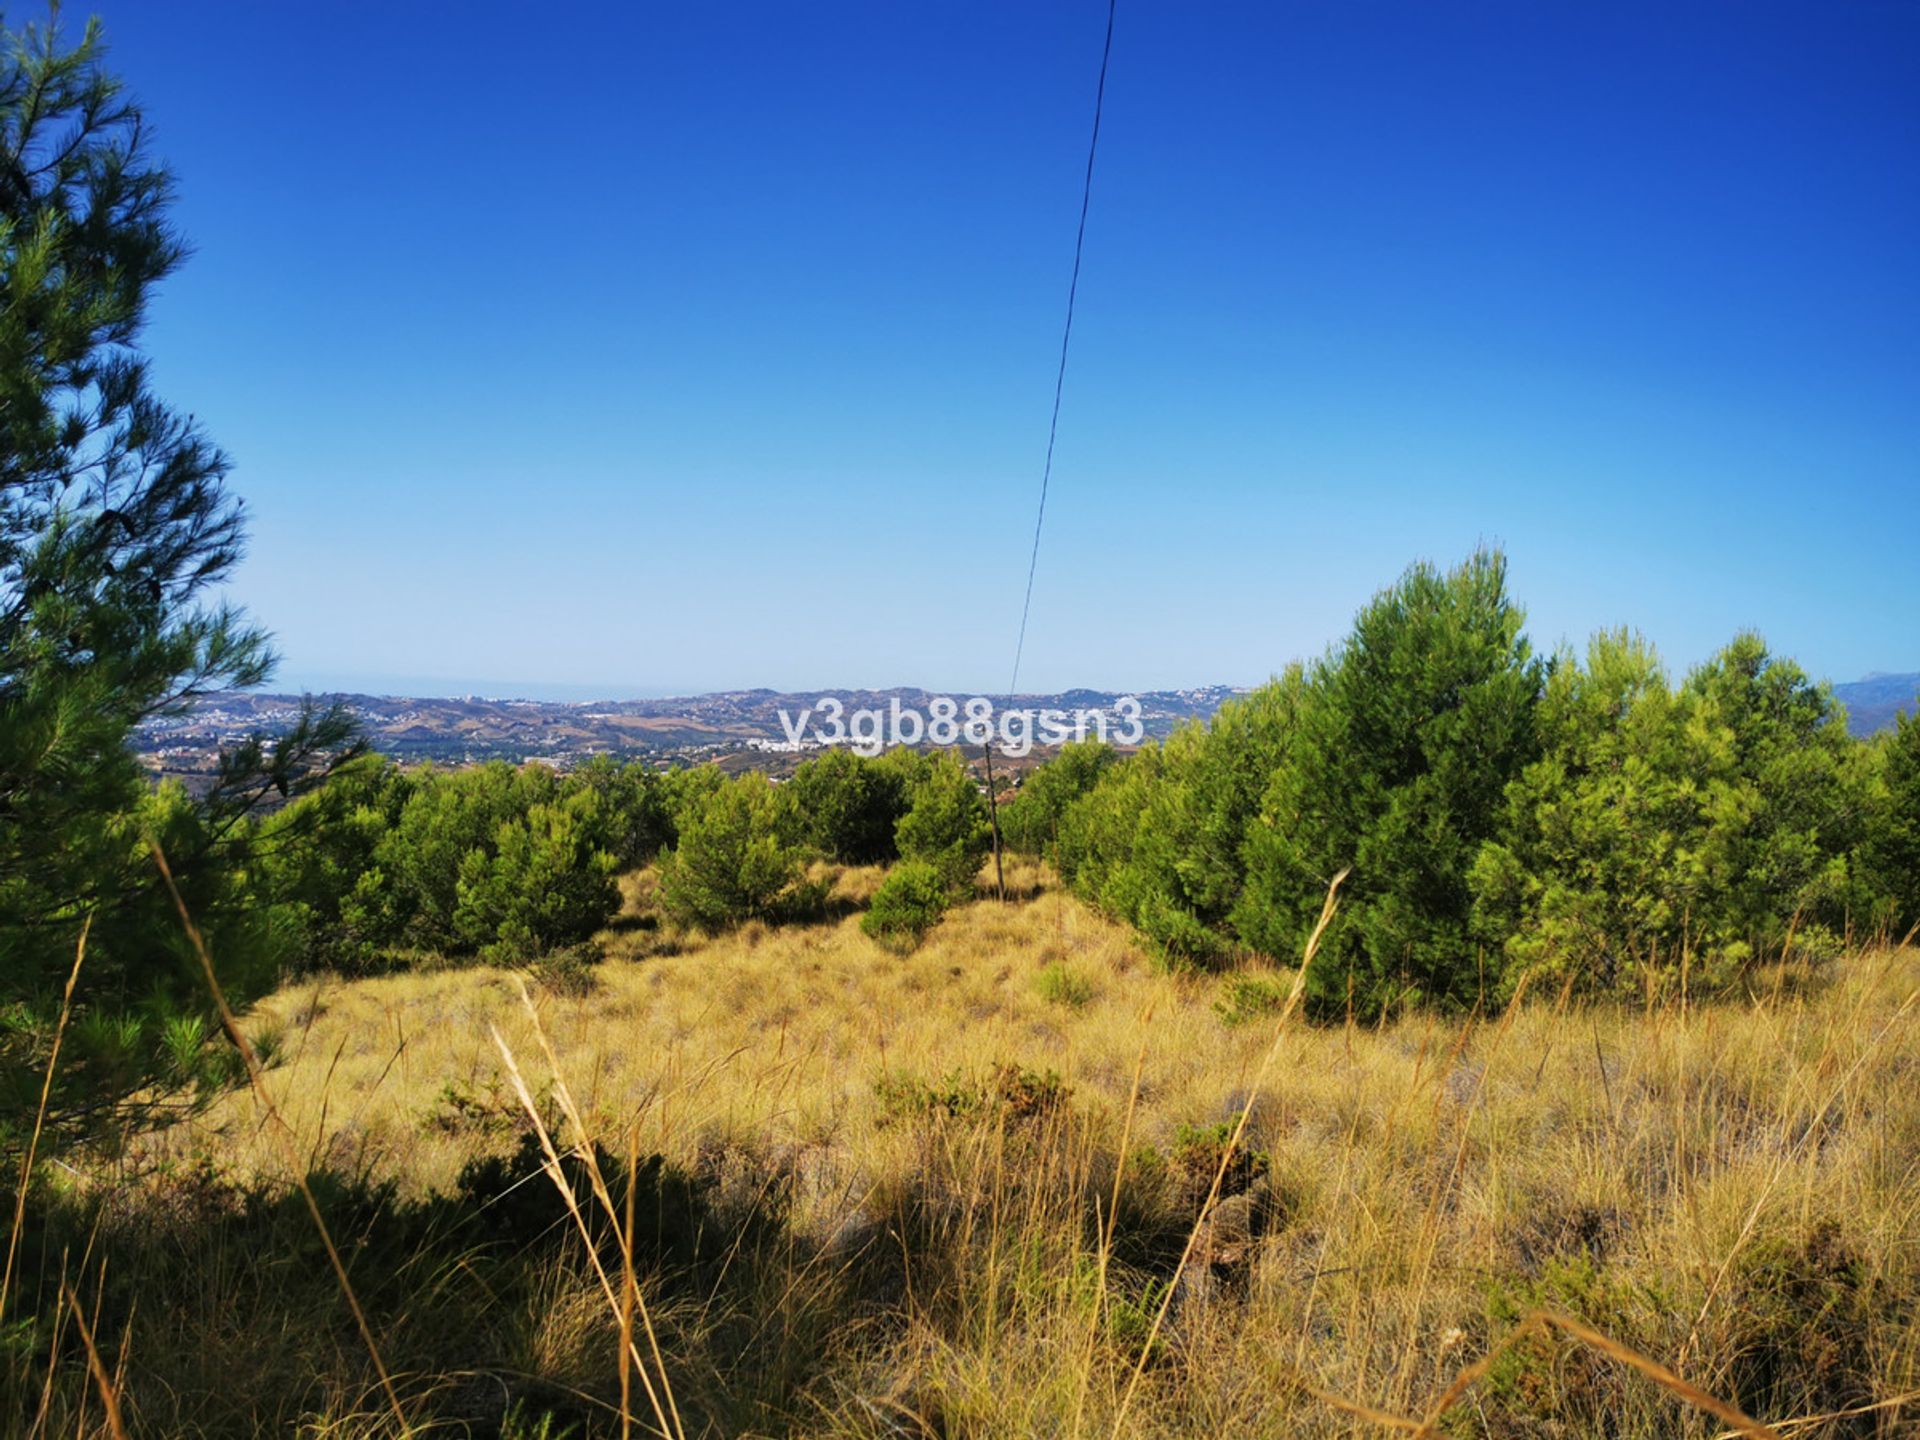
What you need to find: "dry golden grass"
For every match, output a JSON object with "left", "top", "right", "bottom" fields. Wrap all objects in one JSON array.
[{"left": 67, "top": 860, "right": 1920, "bottom": 1436}]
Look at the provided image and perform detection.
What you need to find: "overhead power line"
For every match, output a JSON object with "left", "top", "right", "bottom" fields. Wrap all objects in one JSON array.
[{"left": 1006, "top": 0, "right": 1117, "bottom": 702}]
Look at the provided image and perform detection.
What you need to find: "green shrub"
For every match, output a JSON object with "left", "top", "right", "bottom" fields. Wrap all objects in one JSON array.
[
  {"left": 251, "top": 757, "right": 415, "bottom": 973},
  {"left": 1055, "top": 744, "right": 1158, "bottom": 901},
  {"left": 1670, "top": 635, "right": 1874, "bottom": 962},
  {"left": 378, "top": 762, "right": 565, "bottom": 949},
  {"left": 1478, "top": 1254, "right": 1663, "bottom": 1433},
  {"left": 251, "top": 759, "right": 640, "bottom": 971},
  {"left": 1035, "top": 548, "right": 1906, "bottom": 1015},
  {"left": 989, "top": 1062, "right": 1070, "bottom": 1121},
  {"left": 1034, "top": 960, "right": 1095, "bottom": 1008},
  {"left": 426, "top": 1077, "right": 518, "bottom": 1135},
  {"left": 1860, "top": 707, "right": 1920, "bottom": 937},
  {"left": 894, "top": 752, "right": 991, "bottom": 897},
  {"left": 1471, "top": 631, "right": 1878, "bottom": 994},
  {"left": 1104, "top": 1276, "right": 1175, "bottom": 1359},
  {"left": 1057, "top": 676, "right": 1306, "bottom": 969},
  {"left": 1722, "top": 1218, "right": 1888, "bottom": 1423},
  {"left": 1143, "top": 680, "right": 1306, "bottom": 946},
  {"left": 1167, "top": 1120, "right": 1268, "bottom": 1208},
  {"left": 1235, "top": 549, "right": 1543, "bottom": 1015},
  {"left": 568, "top": 756, "right": 674, "bottom": 868},
  {"left": 658, "top": 772, "right": 808, "bottom": 930},
  {"left": 1213, "top": 972, "right": 1291, "bottom": 1026},
  {"left": 861, "top": 860, "right": 949, "bottom": 948},
  {"left": 658, "top": 763, "right": 729, "bottom": 843},
  {"left": 873, "top": 1067, "right": 982, "bottom": 1123},
  {"left": 528, "top": 944, "right": 602, "bottom": 997},
  {"left": 266, "top": 760, "right": 622, "bottom": 965},
  {"left": 999, "top": 740, "right": 1116, "bottom": 856},
  {"left": 453, "top": 790, "right": 621, "bottom": 961},
  {"left": 787, "top": 749, "right": 911, "bottom": 863},
  {"left": 875, "top": 1063, "right": 1069, "bottom": 1123}
]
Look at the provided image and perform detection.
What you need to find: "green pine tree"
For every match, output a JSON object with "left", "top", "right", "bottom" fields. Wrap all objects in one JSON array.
[
  {"left": 1, "top": 14, "right": 358, "bottom": 1141},
  {"left": 1234, "top": 550, "right": 1542, "bottom": 1014},
  {"left": 658, "top": 772, "right": 808, "bottom": 929},
  {"left": 1861, "top": 706, "right": 1920, "bottom": 937},
  {"left": 999, "top": 739, "right": 1115, "bottom": 857},
  {"left": 894, "top": 751, "right": 991, "bottom": 899},
  {"left": 786, "top": 749, "right": 910, "bottom": 864}
]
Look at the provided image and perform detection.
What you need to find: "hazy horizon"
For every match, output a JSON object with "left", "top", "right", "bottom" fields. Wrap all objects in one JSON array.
[{"left": 264, "top": 658, "right": 1916, "bottom": 708}]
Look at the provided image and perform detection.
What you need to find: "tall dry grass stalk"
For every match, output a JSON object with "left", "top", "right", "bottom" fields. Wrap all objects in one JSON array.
[
  {"left": 488, "top": 978, "right": 684, "bottom": 1440},
  {"left": 150, "top": 844, "right": 413, "bottom": 1437},
  {"left": 1, "top": 916, "right": 89, "bottom": 1329},
  {"left": 61, "top": 1280, "right": 128, "bottom": 1440},
  {"left": 1108, "top": 868, "right": 1348, "bottom": 1436},
  {"left": 621, "top": 1117, "right": 642, "bottom": 1440}
]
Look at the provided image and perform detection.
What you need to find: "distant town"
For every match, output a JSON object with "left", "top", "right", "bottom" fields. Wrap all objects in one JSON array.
[{"left": 136, "top": 685, "right": 1250, "bottom": 782}]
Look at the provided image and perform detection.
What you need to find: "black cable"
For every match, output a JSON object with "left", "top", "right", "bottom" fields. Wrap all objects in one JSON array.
[{"left": 1007, "top": 0, "right": 1117, "bottom": 703}]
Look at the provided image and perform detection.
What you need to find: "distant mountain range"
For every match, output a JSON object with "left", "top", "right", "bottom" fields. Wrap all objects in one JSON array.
[
  {"left": 1834, "top": 673, "right": 1920, "bottom": 738},
  {"left": 137, "top": 686, "right": 1244, "bottom": 772},
  {"left": 135, "top": 672, "right": 1916, "bottom": 778}
]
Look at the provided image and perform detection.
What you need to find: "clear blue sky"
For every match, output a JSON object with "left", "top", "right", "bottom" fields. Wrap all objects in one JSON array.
[{"left": 92, "top": 0, "right": 1918, "bottom": 698}]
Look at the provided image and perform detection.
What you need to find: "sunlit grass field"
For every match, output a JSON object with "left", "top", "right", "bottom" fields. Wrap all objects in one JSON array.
[{"left": 24, "top": 860, "right": 1920, "bottom": 1437}]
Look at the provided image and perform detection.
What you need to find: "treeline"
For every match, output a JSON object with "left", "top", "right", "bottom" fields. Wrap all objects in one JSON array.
[
  {"left": 1001, "top": 550, "right": 1920, "bottom": 1015},
  {"left": 247, "top": 745, "right": 991, "bottom": 973},
  {"left": 5, "top": 742, "right": 996, "bottom": 1140}
]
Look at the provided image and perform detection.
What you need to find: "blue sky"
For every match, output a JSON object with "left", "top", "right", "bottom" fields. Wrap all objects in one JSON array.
[{"left": 92, "top": 1, "right": 1918, "bottom": 698}]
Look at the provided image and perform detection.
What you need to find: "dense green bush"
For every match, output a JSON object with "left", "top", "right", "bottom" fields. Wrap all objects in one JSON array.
[
  {"left": 1058, "top": 744, "right": 1217, "bottom": 965},
  {"left": 1057, "top": 677, "right": 1304, "bottom": 966},
  {"left": 658, "top": 772, "right": 812, "bottom": 929},
  {"left": 1467, "top": 631, "right": 1694, "bottom": 992},
  {"left": 569, "top": 755, "right": 674, "bottom": 868},
  {"left": 999, "top": 740, "right": 1116, "bottom": 855},
  {"left": 658, "top": 762, "right": 729, "bottom": 844},
  {"left": 1213, "top": 972, "right": 1291, "bottom": 1027},
  {"left": 248, "top": 757, "right": 414, "bottom": 974},
  {"left": 1861, "top": 708, "right": 1920, "bottom": 937},
  {"left": 251, "top": 759, "right": 637, "bottom": 970},
  {"left": 1054, "top": 744, "right": 1159, "bottom": 912},
  {"left": 860, "top": 860, "right": 950, "bottom": 949},
  {"left": 787, "top": 749, "right": 911, "bottom": 863},
  {"left": 452, "top": 788, "right": 621, "bottom": 961},
  {"left": 373, "top": 762, "right": 564, "bottom": 950},
  {"left": 1471, "top": 631, "right": 1875, "bottom": 993},
  {"left": 894, "top": 751, "right": 992, "bottom": 897},
  {"left": 1235, "top": 551, "right": 1543, "bottom": 1014},
  {"left": 1674, "top": 634, "right": 1873, "bottom": 951},
  {"left": 1032, "top": 548, "right": 1908, "bottom": 1010}
]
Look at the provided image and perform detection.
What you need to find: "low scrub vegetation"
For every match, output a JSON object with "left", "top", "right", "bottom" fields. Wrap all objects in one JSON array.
[
  {"left": 6, "top": 872, "right": 1914, "bottom": 1436},
  {"left": 860, "top": 858, "right": 951, "bottom": 949}
]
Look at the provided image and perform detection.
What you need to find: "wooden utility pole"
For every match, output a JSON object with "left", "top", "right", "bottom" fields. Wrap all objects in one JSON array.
[{"left": 982, "top": 738, "right": 1007, "bottom": 902}]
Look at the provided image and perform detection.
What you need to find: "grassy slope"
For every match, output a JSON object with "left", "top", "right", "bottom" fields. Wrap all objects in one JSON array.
[{"left": 44, "top": 864, "right": 1920, "bottom": 1435}]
